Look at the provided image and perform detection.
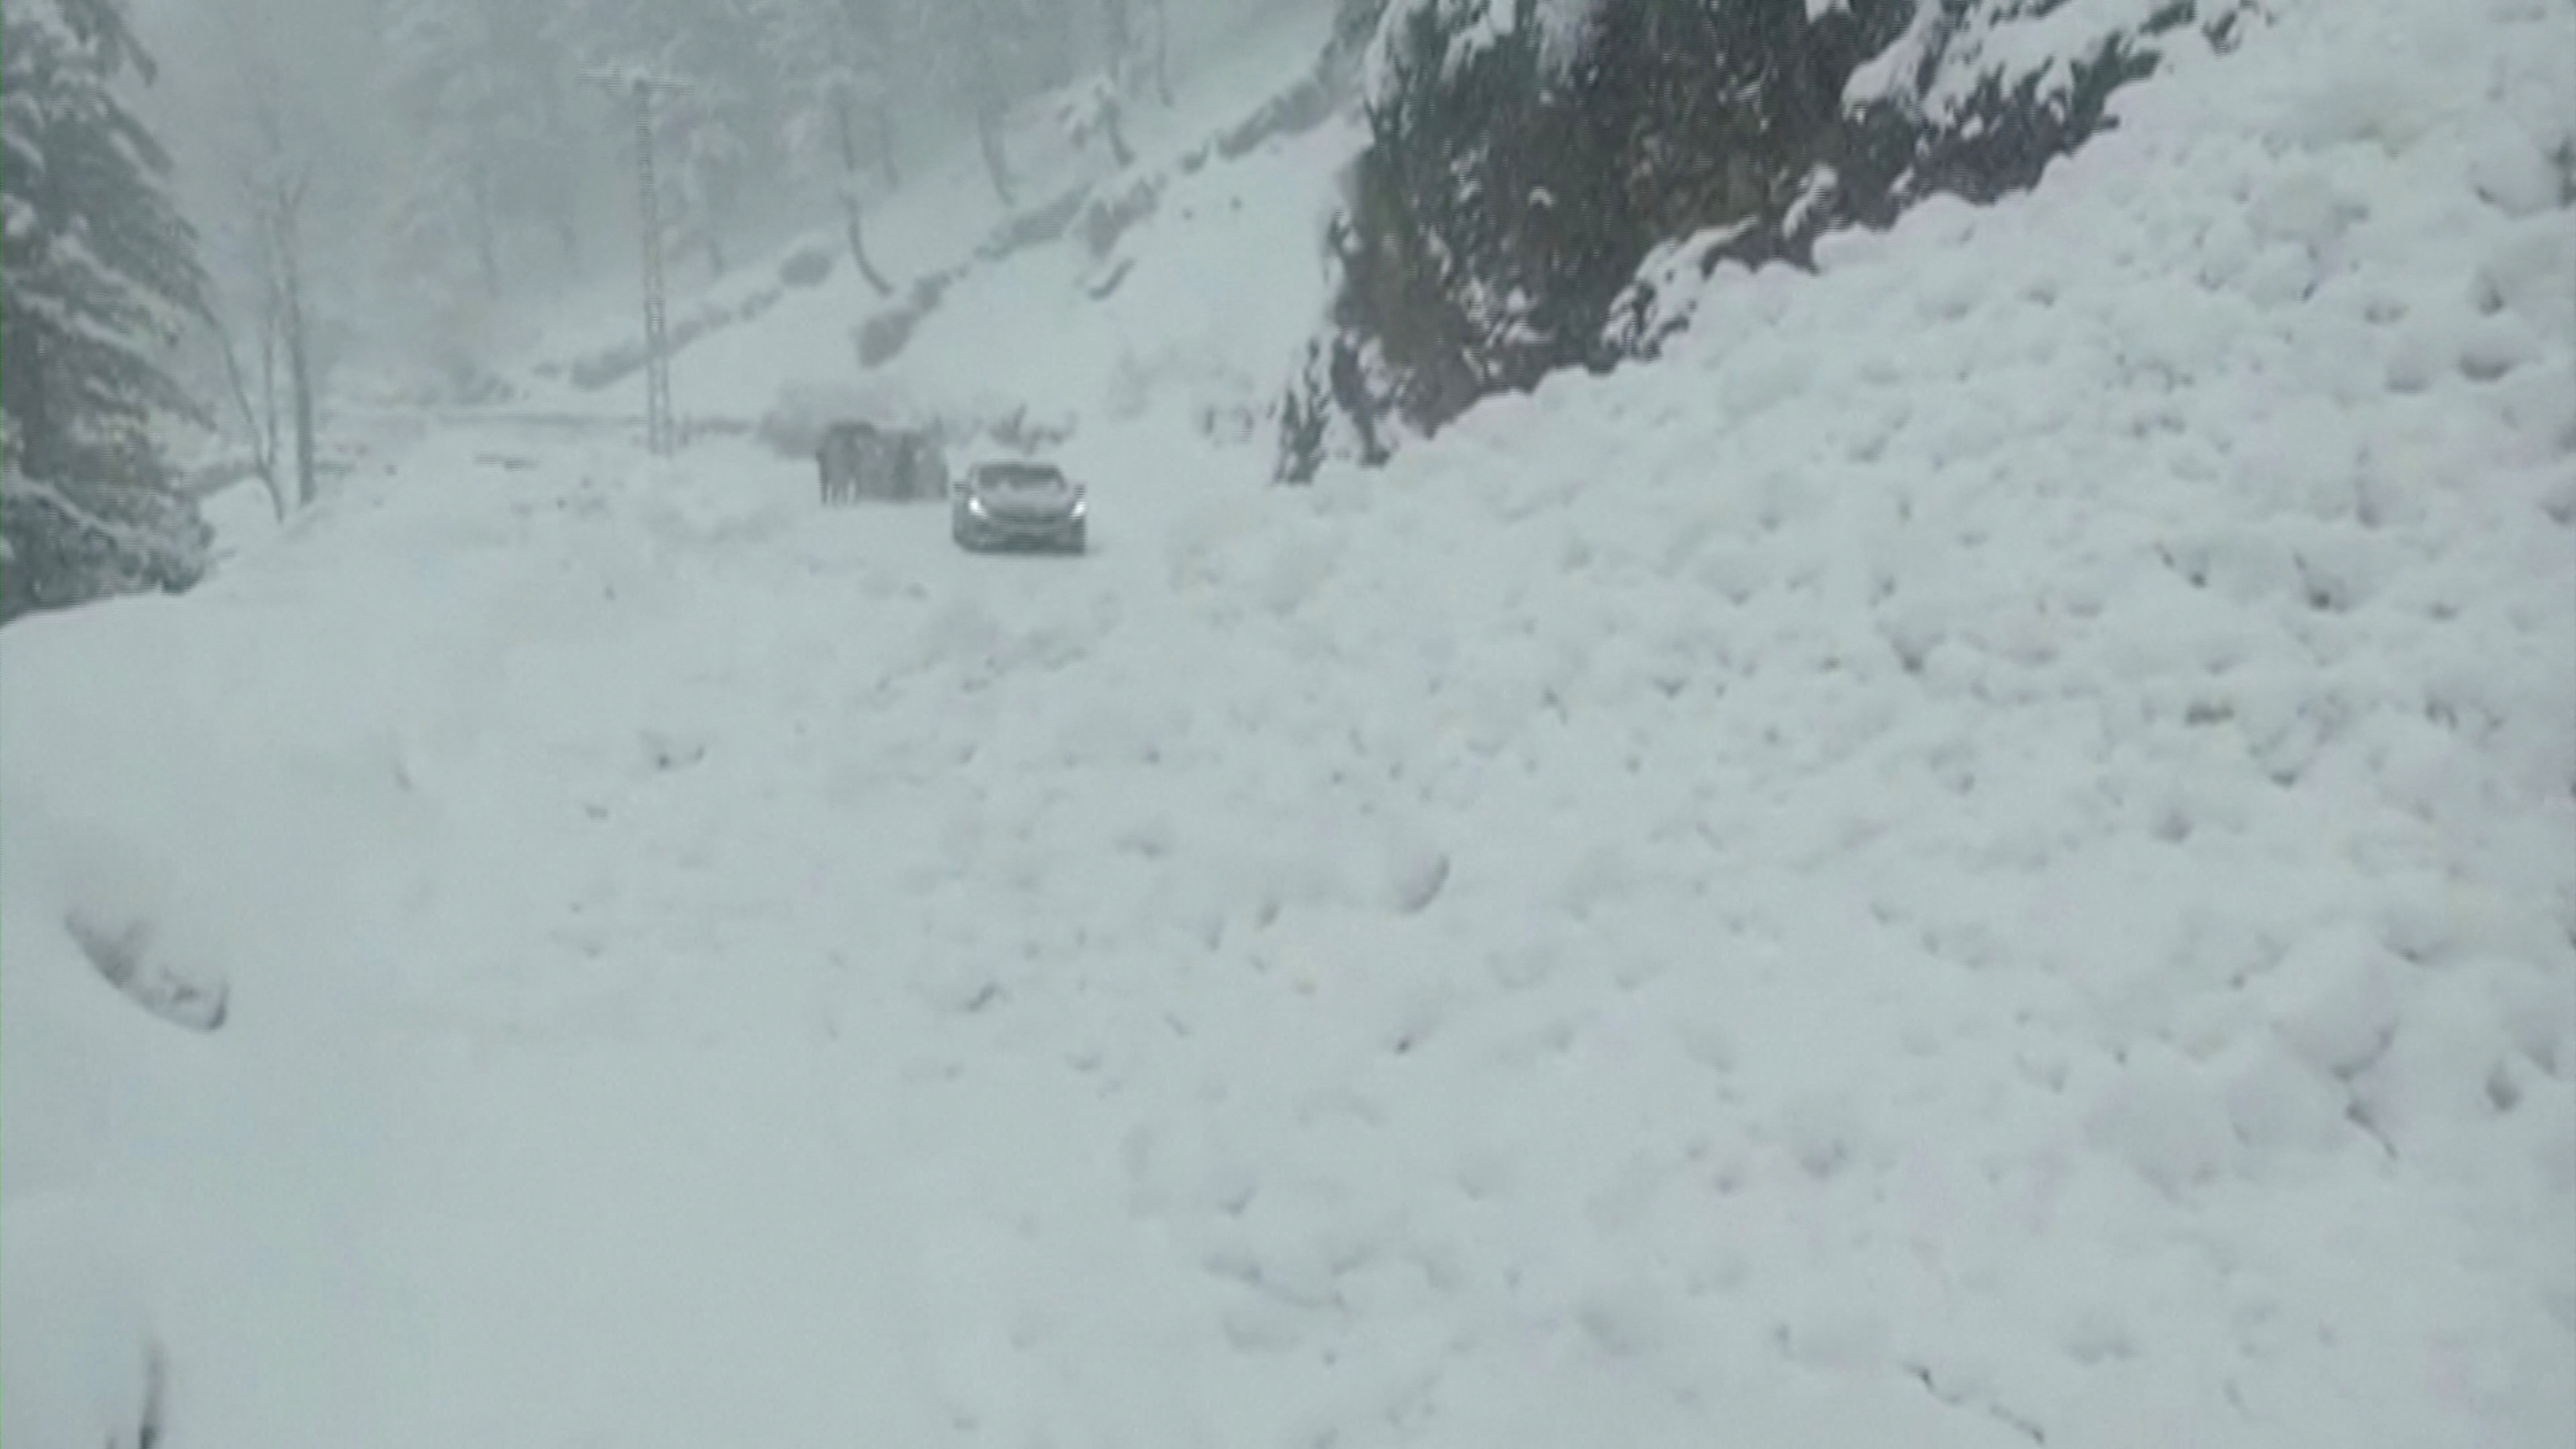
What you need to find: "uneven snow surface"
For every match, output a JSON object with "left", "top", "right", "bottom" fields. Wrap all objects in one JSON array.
[{"left": 6, "top": 0, "right": 2572, "bottom": 1445}]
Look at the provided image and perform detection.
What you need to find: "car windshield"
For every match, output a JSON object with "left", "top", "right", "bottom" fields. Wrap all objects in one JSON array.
[{"left": 979, "top": 462, "right": 1063, "bottom": 489}]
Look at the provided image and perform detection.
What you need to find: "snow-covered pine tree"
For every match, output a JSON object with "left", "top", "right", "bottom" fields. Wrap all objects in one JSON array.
[
  {"left": 4, "top": 0, "right": 204, "bottom": 484},
  {"left": 1279, "top": 0, "right": 2211, "bottom": 482},
  {"left": 1335, "top": 0, "right": 1564, "bottom": 427},
  {"left": 1331, "top": 0, "right": 1393, "bottom": 62},
  {"left": 2, "top": 0, "right": 214, "bottom": 621}
]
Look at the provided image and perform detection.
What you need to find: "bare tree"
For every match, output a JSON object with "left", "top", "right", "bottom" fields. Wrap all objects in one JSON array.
[
  {"left": 829, "top": 83, "right": 895, "bottom": 295},
  {"left": 211, "top": 24, "right": 324, "bottom": 513},
  {"left": 244, "top": 93, "right": 320, "bottom": 510},
  {"left": 1102, "top": 0, "right": 1132, "bottom": 89},
  {"left": 850, "top": 0, "right": 901, "bottom": 187},
  {"left": 1145, "top": 0, "right": 1171, "bottom": 105},
  {"left": 962, "top": 1, "right": 1018, "bottom": 206},
  {"left": 768, "top": 0, "right": 898, "bottom": 294},
  {"left": 207, "top": 281, "right": 290, "bottom": 522}
]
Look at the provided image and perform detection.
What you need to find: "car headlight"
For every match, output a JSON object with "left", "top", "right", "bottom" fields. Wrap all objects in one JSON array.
[
  {"left": 966, "top": 496, "right": 990, "bottom": 519},
  {"left": 1069, "top": 498, "right": 1088, "bottom": 519}
]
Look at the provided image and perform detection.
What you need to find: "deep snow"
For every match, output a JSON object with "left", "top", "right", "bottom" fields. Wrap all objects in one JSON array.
[{"left": 5, "top": 0, "right": 2572, "bottom": 1444}]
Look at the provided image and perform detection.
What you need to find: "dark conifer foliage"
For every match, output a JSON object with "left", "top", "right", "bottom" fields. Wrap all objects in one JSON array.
[
  {"left": 3, "top": 0, "right": 214, "bottom": 622},
  {"left": 1278, "top": 0, "right": 2202, "bottom": 482}
]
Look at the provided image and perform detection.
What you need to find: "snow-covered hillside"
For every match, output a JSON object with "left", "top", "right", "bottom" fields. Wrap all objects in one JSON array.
[
  {"left": 5, "top": 0, "right": 2571, "bottom": 1444},
  {"left": 510, "top": 0, "right": 1348, "bottom": 443}
]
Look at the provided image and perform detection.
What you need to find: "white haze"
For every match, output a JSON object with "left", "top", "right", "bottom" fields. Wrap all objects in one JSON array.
[{"left": 127, "top": 0, "right": 1310, "bottom": 392}]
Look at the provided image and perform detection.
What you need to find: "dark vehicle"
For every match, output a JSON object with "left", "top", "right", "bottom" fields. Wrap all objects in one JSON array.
[
  {"left": 950, "top": 460, "right": 1088, "bottom": 553},
  {"left": 818, "top": 421, "right": 947, "bottom": 505}
]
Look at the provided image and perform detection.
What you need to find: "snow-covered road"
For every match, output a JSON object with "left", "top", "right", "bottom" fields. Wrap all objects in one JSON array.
[
  {"left": 7, "top": 0, "right": 2573, "bottom": 1441},
  {"left": 11, "top": 375, "right": 2571, "bottom": 1446}
]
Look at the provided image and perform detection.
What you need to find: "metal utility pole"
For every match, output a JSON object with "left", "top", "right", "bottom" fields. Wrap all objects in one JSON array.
[{"left": 587, "top": 68, "right": 690, "bottom": 457}]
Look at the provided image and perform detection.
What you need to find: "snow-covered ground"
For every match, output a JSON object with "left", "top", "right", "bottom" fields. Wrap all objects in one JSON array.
[
  {"left": 673, "top": 103, "right": 1356, "bottom": 434},
  {"left": 514, "top": 0, "right": 1342, "bottom": 433},
  {"left": 6, "top": 0, "right": 2572, "bottom": 1444}
]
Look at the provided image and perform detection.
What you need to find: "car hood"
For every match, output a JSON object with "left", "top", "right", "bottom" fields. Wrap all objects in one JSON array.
[{"left": 975, "top": 479, "right": 1081, "bottom": 513}]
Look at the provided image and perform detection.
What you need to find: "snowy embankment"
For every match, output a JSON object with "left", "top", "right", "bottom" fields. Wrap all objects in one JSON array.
[{"left": 6, "top": 0, "right": 2573, "bottom": 1444}]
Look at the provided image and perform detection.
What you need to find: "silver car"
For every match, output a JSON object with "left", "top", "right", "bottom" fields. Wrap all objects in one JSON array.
[{"left": 950, "top": 459, "right": 1088, "bottom": 553}]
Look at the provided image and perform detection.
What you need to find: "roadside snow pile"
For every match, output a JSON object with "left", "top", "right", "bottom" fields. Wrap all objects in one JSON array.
[{"left": 1145, "top": 0, "right": 2571, "bottom": 1437}]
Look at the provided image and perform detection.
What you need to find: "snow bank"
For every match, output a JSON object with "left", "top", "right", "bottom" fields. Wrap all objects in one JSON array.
[{"left": 1256, "top": 1, "right": 2576, "bottom": 1433}]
